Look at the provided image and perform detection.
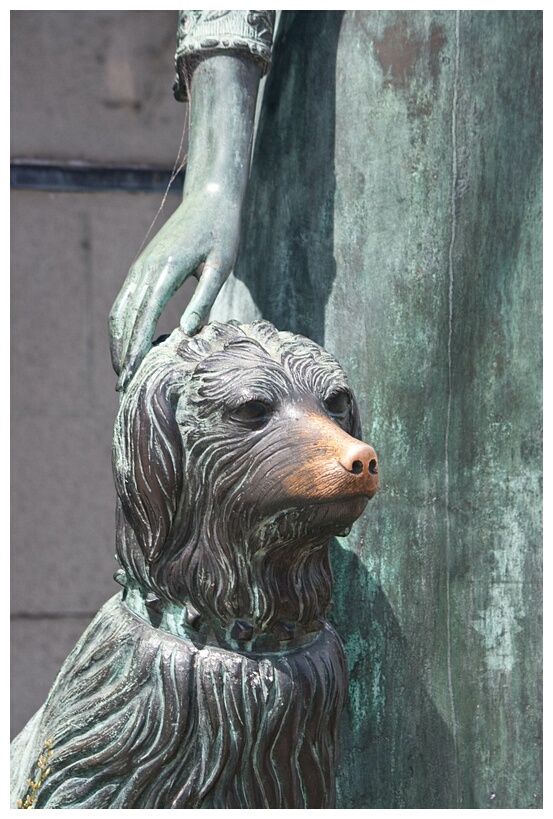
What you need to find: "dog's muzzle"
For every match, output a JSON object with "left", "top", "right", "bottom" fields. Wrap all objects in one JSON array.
[{"left": 248, "top": 407, "right": 379, "bottom": 524}]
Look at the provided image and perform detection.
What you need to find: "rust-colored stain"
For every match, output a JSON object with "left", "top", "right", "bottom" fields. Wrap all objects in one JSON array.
[
  {"left": 429, "top": 23, "right": 447, "bottom": 80},
  {"left": 373, "top": 15, "right": 447, "bottom": 87},
  {"left": 374, "top": 16, "right": 422, "bottom": 86}
]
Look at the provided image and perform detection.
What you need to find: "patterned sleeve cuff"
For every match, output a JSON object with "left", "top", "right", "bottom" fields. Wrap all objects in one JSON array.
[{"left": 173, "top": 10, "right": 276, "bottom": 101}]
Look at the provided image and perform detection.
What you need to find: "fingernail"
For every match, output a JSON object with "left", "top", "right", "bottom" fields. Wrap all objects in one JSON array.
[{"left": 180, "top": 311, "right": 202, "bottom": 335}]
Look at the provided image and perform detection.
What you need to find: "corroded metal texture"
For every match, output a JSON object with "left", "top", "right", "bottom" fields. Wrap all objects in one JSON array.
[
  {"left": 210, "top": 10, "right": 542, "bottom": 809},
  {"left": 11, "top": 320, "right": 378, "bottom": 808}
]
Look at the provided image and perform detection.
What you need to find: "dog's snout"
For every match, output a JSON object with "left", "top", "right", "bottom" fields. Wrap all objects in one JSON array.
[{"left": 339, "top": 441, "right": 378, "bottom": 479}]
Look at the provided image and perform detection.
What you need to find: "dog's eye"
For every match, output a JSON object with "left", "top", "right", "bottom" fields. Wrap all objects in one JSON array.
[
  {"left": 324, "top": 391, "right": 352, "bottom": 421},
  {"left": 229, "top": 400, "right": 272, "bottom": 428}
]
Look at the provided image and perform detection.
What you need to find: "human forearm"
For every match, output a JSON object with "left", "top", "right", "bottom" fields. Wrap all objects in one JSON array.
[
  {"left": 183, "top": 53, "right": 262, "bottom": 201},
  {"left": 109, "top": 11, "right": 276, "bottom": 386}
]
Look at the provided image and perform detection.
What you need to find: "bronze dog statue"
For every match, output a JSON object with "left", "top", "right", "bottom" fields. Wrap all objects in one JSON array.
[{"left": 11, "top": 320, "right": 378, "bottom": 809}]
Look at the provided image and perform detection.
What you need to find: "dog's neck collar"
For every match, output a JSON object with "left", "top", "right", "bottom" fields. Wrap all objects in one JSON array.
[{"left": 119, "top": 577, "right": 324, "bottom": 655}]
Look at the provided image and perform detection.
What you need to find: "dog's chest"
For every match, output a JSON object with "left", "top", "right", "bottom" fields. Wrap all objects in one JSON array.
[{"left": 171, "top": 629, "right": 347, "bottom": 808}]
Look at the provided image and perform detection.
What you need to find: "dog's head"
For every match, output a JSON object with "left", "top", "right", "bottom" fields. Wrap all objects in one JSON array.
[{"left": 113, "top": 321, "right": 377, "bottom": 642}]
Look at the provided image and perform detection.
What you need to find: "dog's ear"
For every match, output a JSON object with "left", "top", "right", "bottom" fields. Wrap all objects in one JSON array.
[{"left": 113, "top": 356, "right": 185, "bottom": 564}]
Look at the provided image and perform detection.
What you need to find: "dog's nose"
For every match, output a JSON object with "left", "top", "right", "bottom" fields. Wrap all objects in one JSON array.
[{"left": 339, "top": 441, "right": 378, "bottom": 479}]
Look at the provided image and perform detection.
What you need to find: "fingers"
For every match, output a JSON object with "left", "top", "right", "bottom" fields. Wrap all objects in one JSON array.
[
  {"left": 117, "top": 256, "right": 231, "bottom": 389},
  {"left": 180, "top": 259, "right": 230, "bottom": 335},
  {"left": 109, "top": 196, "right": 236, "bottom": 389},
  {"left": 109, "top": 264, "right": 146, "bottom": 375},
  {"left": 116, "top": 262, "right": 189, "bottom": 391}
]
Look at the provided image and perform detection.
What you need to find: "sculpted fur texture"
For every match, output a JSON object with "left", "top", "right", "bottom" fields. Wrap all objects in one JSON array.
[{"left": 11, "top": 321, "right": 378, "bottom": 809}]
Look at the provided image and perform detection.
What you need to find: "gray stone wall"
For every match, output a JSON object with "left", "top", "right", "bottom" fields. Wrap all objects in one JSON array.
[{"left": 11, "top": 10, "right": 192, "bottom": 737}]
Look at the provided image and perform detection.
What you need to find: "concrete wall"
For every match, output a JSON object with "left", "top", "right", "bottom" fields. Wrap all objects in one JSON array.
[{"left": 11, "top": 10, "right": 193, "bottom": 736}]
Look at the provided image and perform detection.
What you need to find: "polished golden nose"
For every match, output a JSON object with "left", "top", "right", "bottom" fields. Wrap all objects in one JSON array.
[{"left": 339, "top": 441, "right": 378, "bottom": 477}]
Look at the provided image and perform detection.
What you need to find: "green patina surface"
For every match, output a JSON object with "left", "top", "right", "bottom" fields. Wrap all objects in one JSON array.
[{"left": 211, "top": 10, "right": 542, "bottom": 809}]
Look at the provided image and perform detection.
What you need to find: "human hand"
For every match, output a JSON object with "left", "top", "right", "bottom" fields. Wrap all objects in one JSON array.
[
  {"left": 109, "top": 184, "right": 241, "bottom": 390},
  {"left": 110, "top": 52, "right": 261, "bottom": 391}
]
